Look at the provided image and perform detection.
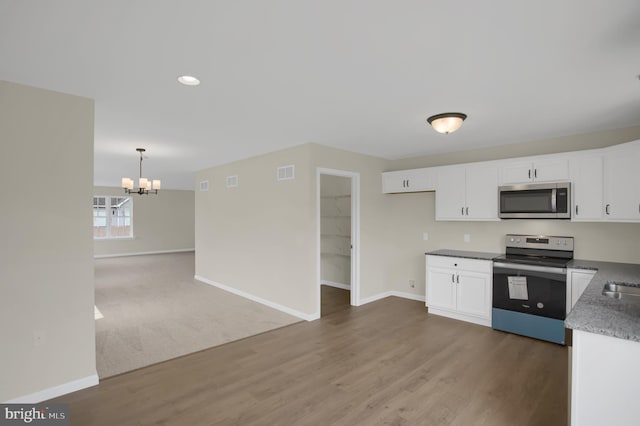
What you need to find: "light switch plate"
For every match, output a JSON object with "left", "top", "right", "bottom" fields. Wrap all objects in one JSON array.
[
  {"left": 464, "top": 234, "right": 471, "bottom": 243},
  {"left": 423, "top": 232, "right": 429, "bottom": 241}
]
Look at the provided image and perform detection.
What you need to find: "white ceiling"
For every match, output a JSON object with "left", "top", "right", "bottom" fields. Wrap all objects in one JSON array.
[{"left": 1, "top": 1, "right": 640, "bottom": 190}]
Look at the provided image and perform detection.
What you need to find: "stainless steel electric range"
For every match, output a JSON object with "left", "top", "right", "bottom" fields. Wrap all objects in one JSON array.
[{"left": 492, "top": 234, "right": 574, "bottom": 345}]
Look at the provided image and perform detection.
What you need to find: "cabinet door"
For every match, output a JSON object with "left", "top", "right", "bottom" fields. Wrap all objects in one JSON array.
[
  {"left": 500, "top": 162, "right": 533, "bottom": 184},
  {"left": 405, "top": 169, "right": 436, "bottom": 192},
  {"left": 435, "top": 166, "right": 467, "bottom": 220},
  {"left": 465, "top": 165, "right": 499, "bottom": 219},
  {"left": 569, "top": 270, "right": 596, "bottom": 311},
  {"left": 532, "top": 159, "right": 569, "bottom": 182},
  {"left": 382, "top": 169, "right": 436, "bottom": 193},
  {"left": 382, "top": 171, "right": 410, "bottom": 193},
  {"left": 604, "top": 148, "right": 640, "bottom": 220},
  {"left": 456, "top": 271, "right": 491, "bottom": 319},
  {"left": 427, "top": 267, "right": 457, "bottom": 311},
  {"left": 571, "top": 156, "right": 604, "bottom": 221}
]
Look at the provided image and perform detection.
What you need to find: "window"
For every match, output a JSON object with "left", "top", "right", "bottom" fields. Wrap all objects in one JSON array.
[{"left": 93, "top": 196, "right": 133, "bottom": 239}]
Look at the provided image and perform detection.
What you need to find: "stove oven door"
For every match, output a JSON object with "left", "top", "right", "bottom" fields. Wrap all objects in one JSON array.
[{"left": 492, "top": 262, "right": 566, "bottom": 320}]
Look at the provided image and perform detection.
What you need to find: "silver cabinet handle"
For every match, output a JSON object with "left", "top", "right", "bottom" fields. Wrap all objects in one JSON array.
[
  {"left": 534, "top": 169, "right": 537, "bottom": 179},
  {"left": 451, "top": 274, "right": 455, "bottom": 283},
  {"left": 465, "top": 207, "right": 469, "bottom": 215},
  {"left": 528, "top": 169, "right": 531, "bottom": 179},
  {"left": 456, "top": 275, "right": 460, "bottom": 284},
  {"left": 575, "top": 205, "right": 579, "bottom": 215},
  {"left": 406, "top": 179, "right": 410, "bottom": 188},
  {"left": 461, "top": 207, "right": 464, "bottom": 216},
  {"left": 606, "top": 204, "right": 611, "bottom": 215}
]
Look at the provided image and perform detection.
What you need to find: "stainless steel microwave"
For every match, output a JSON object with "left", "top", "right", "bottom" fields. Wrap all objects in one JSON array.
[{"left": 498, "top": 182, "right": 571, "bottom": 219}]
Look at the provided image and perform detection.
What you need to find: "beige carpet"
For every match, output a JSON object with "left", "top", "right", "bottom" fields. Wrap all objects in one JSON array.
[{"left": 95, "top": 252, "right": 301, "bottom": 378}]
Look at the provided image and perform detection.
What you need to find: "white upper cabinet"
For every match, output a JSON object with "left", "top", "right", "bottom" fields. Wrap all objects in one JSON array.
[
  {"left": 436, "top": 164, "right": 499, "bottom": 220},
  {"left": 382, "top": 139, "right": 640, "bottom": 223},
  {"left": 465, "top": 166, "right": 499, "bottom": 219},
  {"left": 382, "top": 168, "right": 436, "bottom": 193},
  {"left": 500, "top": 158, "right": 569, "bottom": 185},
  {"left": 435, "top": 166, "right": 466, "bottom": 218},
  {"left": 603, "top": 144, "right": 640, "bottom": 221},
  {"left": 571, "top": 155, "right": 604, "bottom": 221}
]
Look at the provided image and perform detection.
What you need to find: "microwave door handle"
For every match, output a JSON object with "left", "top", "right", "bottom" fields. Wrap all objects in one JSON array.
[{"left": 551, "top": 188, "right": 557, "bottom": 213}]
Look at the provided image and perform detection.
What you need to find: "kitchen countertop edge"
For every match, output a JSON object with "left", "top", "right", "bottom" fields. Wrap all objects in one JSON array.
[
  {"left": 565, "top": 259, "right": 640, "bottom": 342},
  {"left": 425, "top": 249, "right": 501, "bottom": 261}
]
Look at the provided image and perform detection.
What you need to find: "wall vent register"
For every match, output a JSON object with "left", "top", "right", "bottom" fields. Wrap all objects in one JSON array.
[
  {"left": 226, "top": 175, "right": 238, "bottom": 188},
  {"left": 277, "top": 165, "right": 295, "bottom": 181}
]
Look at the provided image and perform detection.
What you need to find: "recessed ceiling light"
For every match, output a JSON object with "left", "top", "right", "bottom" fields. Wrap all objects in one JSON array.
[{"left": 178, "top": 75, "right": 200, "bottom": 86}]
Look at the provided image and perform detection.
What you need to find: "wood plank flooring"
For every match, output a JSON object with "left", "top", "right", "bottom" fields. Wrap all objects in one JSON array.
[
  {"left": 52, "top": 297, "right": 568, "bottom": 425},
  {"left": 321, "top": 284, "right": 351, "bottom": 316}
]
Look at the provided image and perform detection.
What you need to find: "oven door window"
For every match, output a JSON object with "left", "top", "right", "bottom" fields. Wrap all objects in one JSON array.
[
  {"left": 500, "top": 189, "right": 554, "bottom": 213},
  {"left": 493, "top": 265, "right": 566, "bottom": 319}
]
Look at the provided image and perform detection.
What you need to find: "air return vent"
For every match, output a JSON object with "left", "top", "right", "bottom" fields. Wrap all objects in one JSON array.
[
  {"left": 276, "top": 165, "right": 295, "bottom": 181},
  {"left": 226, "top": 175, "right": 238, "bottom": 188},
  {"left": 199, "top": 180, "right": 209, "bottom": 191}
]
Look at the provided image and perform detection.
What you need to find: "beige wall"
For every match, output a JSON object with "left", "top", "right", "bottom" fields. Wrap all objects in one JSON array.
[
  {"left": 309, "top": 145, "right": 394, "bottom": 301},
  {"left": 195, "top": 126, "right": 640, "bottom": 315},
  {"left": 0, "top": 81, "right": 96, "bottom": 401},
  {"left": 93, "top": 186, "right": 195, "bottom": 257},
  {"left": 195, "top": 143, "right": 393, "bottom": 316},
  {"left": 195, "top": 144, "right": 317, "bottom": 316}
]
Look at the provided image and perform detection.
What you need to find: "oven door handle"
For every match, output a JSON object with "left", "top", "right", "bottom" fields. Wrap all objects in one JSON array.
[{"left": 494, "top": 262, "right": 566, "bottom": 275}]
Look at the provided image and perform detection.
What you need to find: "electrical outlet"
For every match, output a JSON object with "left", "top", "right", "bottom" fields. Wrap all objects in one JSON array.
[
  {"left": 423, "top": 232, "right": 429, "bottom": 241},
  {"left": 409, "top": 279, "right": 415, "bottom": 288},
  {"left": 464, "top": 234, "right": 471, "bottom": 243}
]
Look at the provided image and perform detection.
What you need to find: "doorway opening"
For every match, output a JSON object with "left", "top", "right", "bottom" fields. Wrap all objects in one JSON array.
[{"left": 317, "top": 168, "right": 360, "bottom": 317}]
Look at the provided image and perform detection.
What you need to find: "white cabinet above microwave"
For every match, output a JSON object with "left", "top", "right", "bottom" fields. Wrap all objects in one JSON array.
[
  {"left": 500, "top": 158, "right": 569, "bottom": 185},
  {"left": 435, "top": 164, "right": 499, "bottom": 221}
]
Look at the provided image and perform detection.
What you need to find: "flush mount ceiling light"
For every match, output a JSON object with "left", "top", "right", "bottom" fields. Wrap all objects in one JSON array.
[
  {"left": 426, "top": 112, "right": 467, "bottom": 134},
  {"left": 178, "top": 75, "right": 200, "bottom": 86},
  {"left": 121, "top": 148, "right": 161, "bottom": 195}
]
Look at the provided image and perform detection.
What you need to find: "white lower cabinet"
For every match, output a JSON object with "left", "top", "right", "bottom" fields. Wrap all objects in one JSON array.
[
  {"left": 571, "top": 330, "right": 640, "bottom": 426},
  {"left": 567, "top": 268, "right": 597, "bottom": 313},
  {"left": 426, "top": 255, "right": 492, "bottom": 326}
]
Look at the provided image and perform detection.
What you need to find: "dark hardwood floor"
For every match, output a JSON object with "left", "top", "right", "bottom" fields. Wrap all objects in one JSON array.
[{"left": 53, "top": 297, "right": 568, "bottom": 425}]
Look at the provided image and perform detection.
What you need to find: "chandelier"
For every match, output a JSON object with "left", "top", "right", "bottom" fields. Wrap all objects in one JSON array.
[{"left": 121, "top": 148, "right": 161, "bottom": 195}]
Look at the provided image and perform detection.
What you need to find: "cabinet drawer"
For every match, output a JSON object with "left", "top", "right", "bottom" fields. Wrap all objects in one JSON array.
[{"left": 426, "top": 255, "right": 491, "bottom": 274}]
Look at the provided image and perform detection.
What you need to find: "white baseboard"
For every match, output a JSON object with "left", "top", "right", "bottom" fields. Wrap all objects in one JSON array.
[
  {"left": 391, "top": 291, "right": 426, "bottom": 302},
  {"left": 94, "top": 248, "right": 195, "bottom": 259},
  {"left": 5, "top": 374, "right": 99, "bottom": 403},
  {"left": 359, "top": 291, "right": 425, "bottom": 305},
  {"left": 321, "top": 280, "right": 351, "bottom": 290},
  {"left": 359, "top": 291, "right": 393, "bottom": 305},
  {"left": 194, "top": 275, "right": 319, "bottom": 322}
]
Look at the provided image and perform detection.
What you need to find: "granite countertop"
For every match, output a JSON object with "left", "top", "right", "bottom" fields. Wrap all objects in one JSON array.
[
  {"left": 565, "top": 259, "right": 640, "bottom": 342},
  {"left": 425, "top": 249, "right": 501, "bottom": 261}
]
